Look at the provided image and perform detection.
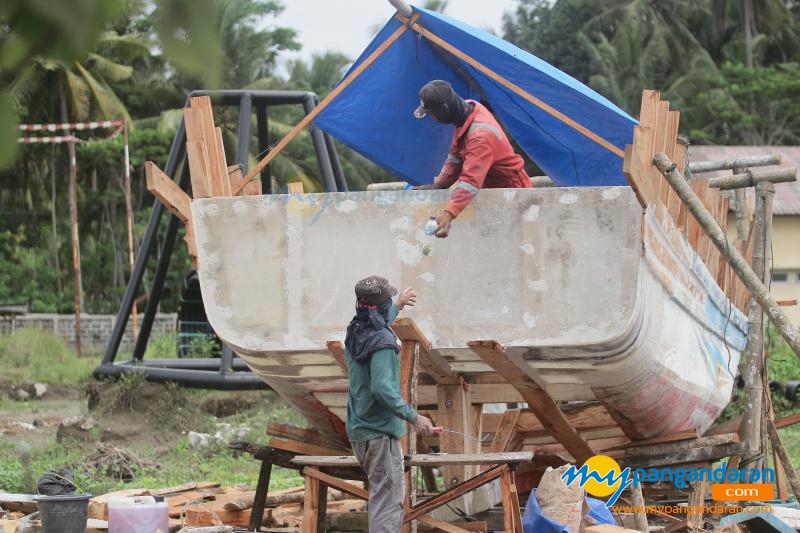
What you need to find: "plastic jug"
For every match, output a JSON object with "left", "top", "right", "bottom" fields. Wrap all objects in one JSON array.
[{"left": 108, "top": 495, "right": 169, "bottom": 533}]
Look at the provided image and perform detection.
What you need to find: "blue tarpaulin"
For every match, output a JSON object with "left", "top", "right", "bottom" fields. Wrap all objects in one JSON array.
[{"left": 314, "top": 6, "right": 637, "bottom": 187}]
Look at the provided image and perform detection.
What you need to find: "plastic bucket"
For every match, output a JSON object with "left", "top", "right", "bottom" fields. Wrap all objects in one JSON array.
[{"left": 34, "top": 494, "right": 91, "bottom": 533}]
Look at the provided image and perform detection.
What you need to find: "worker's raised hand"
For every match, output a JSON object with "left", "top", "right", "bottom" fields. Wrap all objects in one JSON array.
[
  {"left": 435, "top": 211, "right": 453, "bottom": 238},
  {"left": 396, "top": 287, "right": 416, "bottom": 310},
  {"left": 413, "top": 413, "right": 435, "bottom": 437}
]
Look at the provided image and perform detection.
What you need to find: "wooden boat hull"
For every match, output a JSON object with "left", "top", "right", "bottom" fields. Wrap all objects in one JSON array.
[{"left": 191, "top": 187, "right": 746, "bottom": 444}]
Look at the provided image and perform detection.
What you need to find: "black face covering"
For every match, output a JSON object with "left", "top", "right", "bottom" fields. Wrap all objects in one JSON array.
[
  {"left": 344, "top": 297, "right": 400, "bottom": 364},
  {"left": 434, "top": 91, "right": 473, "bottom": 126}
]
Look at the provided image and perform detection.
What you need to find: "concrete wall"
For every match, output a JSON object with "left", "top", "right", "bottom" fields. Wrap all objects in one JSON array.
[{"left": 0, "top": 313, "right": 177, "bottom": 352}]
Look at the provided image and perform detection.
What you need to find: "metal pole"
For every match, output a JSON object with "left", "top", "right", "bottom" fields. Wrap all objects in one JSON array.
[
  {"left": 101, "top": 121, "right": 186, "bottom": 365},
  {"left": 123, "top": 120, "right": 138, "bottom": 342},
  {"left": 132, "top": 164, "right": 190, "bottom": 361},
  {"left": 653, "top": 152, "right": 800, "bottom": 359},
  {"left": 323, "top": 131, "right": 348, "bottom": 192},
  {"left": 236, "top": 93, "right": 252, "bottom": 172},
  {"left": 256, "top": 105, "right": 270, "bottom": 194},
  {"left": 740, "top": 182, "right": 774, "bottom": 468},
  {"left": 303, "top": 95, "right": 337, "bottom": 192}
]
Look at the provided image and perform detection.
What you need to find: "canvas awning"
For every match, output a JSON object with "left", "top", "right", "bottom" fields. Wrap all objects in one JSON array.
[{"left": 313, "top": 6, "right": 637, "bottom": 187}]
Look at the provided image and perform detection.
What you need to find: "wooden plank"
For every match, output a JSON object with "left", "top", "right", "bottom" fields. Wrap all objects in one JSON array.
[
  {"left": 301, "top": 475, "right": 320, "bottom": 533},
  {"left": 488, "top": 409, "right": 521, "bottom": 454},
  {"left": 417, "top": 515, "right": 473, "bottom": 533},
  {"left": 182, "top": 107, "right": 213, "bottom": 198},
  {"left": 624, "top": 433, "right": 739, "bottom": 458},
  {"left": 215, "top": 127, "right": 231, "bottom": 195},
  {"left": 406, "top": 465, "right": 508, "bottom": 522},
  {"left": 621, "top": 442, "right": 748, "bottom": 469},
  {"left": 236, "top": 16, "right": 418, "bottom": 194},
  {"left": 326, "top": 340, "right": 348, "bottom": 375},
  {"left": 664, "top": 111, "right": 682, "bottom": 224},
  {"left": 249, "top": 460, "right": 272, "bottom": 532},
  {"left": 190, "top": 96, "right": 227, "bottom": 197},
  {"left": 267, "top": 422, "right": 348, "bottom": 452},
  {"left": 419, "top": 520, "right": 487, "bottom": 532},
  {"left": 469, "top": 340, "right": 595, "bottom": 464},
  {"left": 292, "top": 451, "right": 533, "bottom": 468},
  {"left": 652, "top": 100, "right": 671, "bottom": 207},
  {"left": 145, "top": 161, "right": 191, "bottom": 223},
  {"left": 302, "top": 467, "right": 369, "bottom": 501},
  {"left": 228, "top": 164, "right": 243, "bottom": 195},
  {"left": 393, "top": 317, "right": 460, "bottom": 384},
  {"left": 614, "top": 428, "right": 700, "bottom": 450},
  {"left": 268, "top": 436, "right": 349, "bottom": 457},
  {"left": 623, "top": 127, "right": 657, "bottom": 207}
]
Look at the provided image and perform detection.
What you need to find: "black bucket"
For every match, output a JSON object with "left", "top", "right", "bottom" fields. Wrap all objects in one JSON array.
[{"left": 34, "top": 494, "right": 91, "bottom": 533}]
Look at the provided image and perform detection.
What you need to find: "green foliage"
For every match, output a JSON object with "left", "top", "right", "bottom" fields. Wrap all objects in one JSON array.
[
  {"left": 0, "top": 328, "right": 94, "bottom": 385},
  {"left": 186, "top": 334, "right": 222, "bottom": 359},
  {"left": 144, "top": 333, "right": 177, "bottom": 359}
]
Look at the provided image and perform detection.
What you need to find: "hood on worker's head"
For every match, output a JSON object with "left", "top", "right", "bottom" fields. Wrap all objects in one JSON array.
[{"left": 414, "top": 79, "right": 471, "bottom": 126}]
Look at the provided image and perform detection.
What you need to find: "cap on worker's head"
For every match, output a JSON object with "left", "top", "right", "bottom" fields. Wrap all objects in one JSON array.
[
  {"left": 414, "top": 80, "right": 454, "bottom": 119},
  {"left": 354, "top": 275, "right": 398, "bottom": 306}
]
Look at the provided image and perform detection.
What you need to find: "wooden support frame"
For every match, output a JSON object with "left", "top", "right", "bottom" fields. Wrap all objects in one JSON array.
[
  {"left": 145, "top": 161, "right": 191, "bottom": 223},
  {"left": 393, "top": 317, "right": 460, "bottom": 385},
  {"left": 469, "top": 340, "right": 596, "bottom": 464}
]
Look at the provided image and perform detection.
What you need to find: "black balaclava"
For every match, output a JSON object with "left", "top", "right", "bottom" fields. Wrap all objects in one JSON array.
[
  {"left": 344, "top": 297, "right": 399, "bottom": 364},
  {"left": 416, "top": 80, "right": 473, "bottom": 126}
]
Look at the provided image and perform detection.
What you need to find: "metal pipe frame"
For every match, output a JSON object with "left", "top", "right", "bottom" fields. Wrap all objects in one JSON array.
[{"left": 96, "top": 90, "right": 344, "bottom": 389}]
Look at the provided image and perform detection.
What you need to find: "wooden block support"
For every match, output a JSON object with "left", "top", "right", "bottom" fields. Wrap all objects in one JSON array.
[
  {"left": 469, "top": 340, "right": 596, "bottom": 464},
  {"left": 393, "top": 318, "right": 460, "bottom": 384},
  {"left": 183, "top": 107, "right": 213, "bottom": 198},
  {"left": 302, "top": 474, "right": 322, "bottom": 533},
  {"left": 326, "top": 340, "right": 348, "bottom": 375},
  {"left": 145, "top": 161, "right": 191, "bottom": 223},
  {"left": 437, "top": 383, "right": 476, "bottom": 488}
]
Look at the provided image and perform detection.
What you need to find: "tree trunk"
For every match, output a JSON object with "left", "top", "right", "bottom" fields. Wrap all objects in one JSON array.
[
  {"left": 743, "top": 0, "right": 754, "bottom": 68},
  {"left": 59, "top": 77, "right": 82, "bottom": 356}
]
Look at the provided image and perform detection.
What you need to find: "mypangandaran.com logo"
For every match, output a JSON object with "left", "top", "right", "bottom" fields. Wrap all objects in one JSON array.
[{"left": 561, "top": 455, "right": 775, "bottom": 507}]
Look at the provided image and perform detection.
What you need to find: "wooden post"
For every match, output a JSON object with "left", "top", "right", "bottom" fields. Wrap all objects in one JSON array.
[
  {"left": 302, "top": 475, "right": 321, "bottom": 533},
  {"left": 500, "top": 469, "right": 523, "bottom": 533},
  {"left": 741, "top": 182, "right": 774, "bottom": 468},
  {"left": 653, "top": 153, "right": 800, "bottom": 359},
  {"left": 767, "top": 419, "right": 800, "bottom": 502},
  {"left": 67, "top": 138, "right": 82, "bottom": 357},
  {"left": 122, "top": 121, "right": 138, "bottom": 341},
  {"left": 249, "top": 459, "right": 272, "bottom": 531},
  {"left": 400, "top": 339, "right": 418, "bottom": 533},
  {"left": 687, "top": 476, "right": 710, "bottom": 530},
  {"left": 437, "top": 383, "right": 475, "bottom": 489},
  {"left": 235, "top": 14, "right": 419, "bottom": 195}
]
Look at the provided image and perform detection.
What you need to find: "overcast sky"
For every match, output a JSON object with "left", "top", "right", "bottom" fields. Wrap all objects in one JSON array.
[{"left": 276, "top": 0, "right": 520, "bottom": 71}]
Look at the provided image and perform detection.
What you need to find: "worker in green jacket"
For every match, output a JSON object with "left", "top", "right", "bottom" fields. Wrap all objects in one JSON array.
[{"left": 345, "top": 275, "right": 435, "bottom": 532}]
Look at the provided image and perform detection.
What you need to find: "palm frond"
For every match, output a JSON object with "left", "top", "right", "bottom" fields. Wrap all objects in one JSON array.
[
  {"left": 73, "top": 62, "right": 130, "bottom": 121},
  {"left": 86, "top": 53, "right": 134, "bottom": 82}
]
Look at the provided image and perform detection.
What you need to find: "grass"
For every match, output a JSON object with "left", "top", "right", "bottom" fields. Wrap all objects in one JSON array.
[{"left": 0, "top": 328, "right": 96, "bottom": 386}]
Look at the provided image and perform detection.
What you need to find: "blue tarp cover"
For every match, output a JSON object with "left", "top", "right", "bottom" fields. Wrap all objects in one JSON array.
[{"left": 314, "top": 6, "right": 637, "bottom": 187}]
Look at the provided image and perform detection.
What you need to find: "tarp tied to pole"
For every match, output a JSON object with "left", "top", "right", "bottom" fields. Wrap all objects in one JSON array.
[{"left": 314, "top": 6, "right": 637, "bottom": 187}]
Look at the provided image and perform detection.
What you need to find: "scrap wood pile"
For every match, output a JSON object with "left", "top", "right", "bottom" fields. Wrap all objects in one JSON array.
[{"left": 0, "top": 481, "right": 366, "bottom": 532}]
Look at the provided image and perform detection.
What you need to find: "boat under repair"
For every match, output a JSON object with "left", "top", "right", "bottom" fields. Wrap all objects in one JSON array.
[{"left": 191, "top": 184, "right": 747, "bottom": 445}]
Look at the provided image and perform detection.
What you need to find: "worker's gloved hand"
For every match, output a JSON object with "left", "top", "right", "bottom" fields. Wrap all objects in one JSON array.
[
  {"left": 435, "top": 211, "right": 453, "bottom": 238},
  {"left": 413, "top": 414, "right": 435, "bottom": 437},
  {"left": 396, "top": 287, "right": 417, "bottom": 310}
]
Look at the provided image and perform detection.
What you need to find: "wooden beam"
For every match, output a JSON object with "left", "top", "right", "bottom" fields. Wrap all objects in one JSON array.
[
  {"left": 488, "top": 409, "right": 521, "bottom": 454},
  {"left": 302, "top": 467, "right": 369, "bottom": 501},
  {"left": 405, "top": 465, "right": 508, "bottom": 522},
  {"left": 500, "top": 469, "right": 523, "bottom": 533},
  {"left": 268, "top": 436, "right": 349, "bottom": 457},
  {"left": 301, "top": 475, "right": 321, "bottom": 533},
  {"left": 469, "top": 340, "right": 596, "bottom": 464},
  {"left": 398, "top": 15, "right": 624, "bottom": 159},
  {"left": 183, "top": 107, "right": 213, "bottom": 198},
  {"left": 235, "top": 15, "right": 418, "bottom": 194},
  {"left": 399, "top": 337, "right": 418, "bottom": 533},
  {"left": 145, "top": 161, "right": 191, "bottom": 223},
  {"left": 605, "top": 429, "right": 700, "bottom": 451},
  {"left": 292, "top": 451, "right": 533, "bottom": 468},
  {"left": 417, "top": 516, "right": 473, "bottom": 533},
  {"left": 393, "top": 317, "right": 460, "bottom": 384}
]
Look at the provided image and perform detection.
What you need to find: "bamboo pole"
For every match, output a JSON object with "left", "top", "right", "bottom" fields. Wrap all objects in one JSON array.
[
  {"left": 706, "top": 168, "right": 796, "bottom": 190},
  {"left": 234, "top": 14, "right": 418, "bottom": 195},
  {"left": 123, "top": 121, "right": 138, "bottom": 341},
  {"left": 653, "top": 152, "right": 800, "bottom": 359},
  {"left": 689, "top": 154, "right": 781, "bottom": 174},
  {"left": 767, "top": 418, "right": 800, "bottom": 502},
  {"left": 397, "top": 15, "right": 625, "bottom": 158},
  {"left": 629, "top": 483, "right": 648, "bottom": 532},
  {"left": 740, "top": 182, "right": 774, "bottom": 467},
  {"left": 733, "top": 163, "right": 750, "bottom": 240}
]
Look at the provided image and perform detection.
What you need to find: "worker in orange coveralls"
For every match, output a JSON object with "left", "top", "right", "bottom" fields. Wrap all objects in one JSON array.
[{"left": 413, "top": 79, "right": 532, "bottom": 238}]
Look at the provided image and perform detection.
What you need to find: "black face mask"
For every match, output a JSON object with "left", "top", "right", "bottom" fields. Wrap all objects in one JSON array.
[
  {"left": 432, "top": 92, "right": 472, "bottom": 126},
  {"left": 344, "top": 298, "right": 399, "bottom": 364}
]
